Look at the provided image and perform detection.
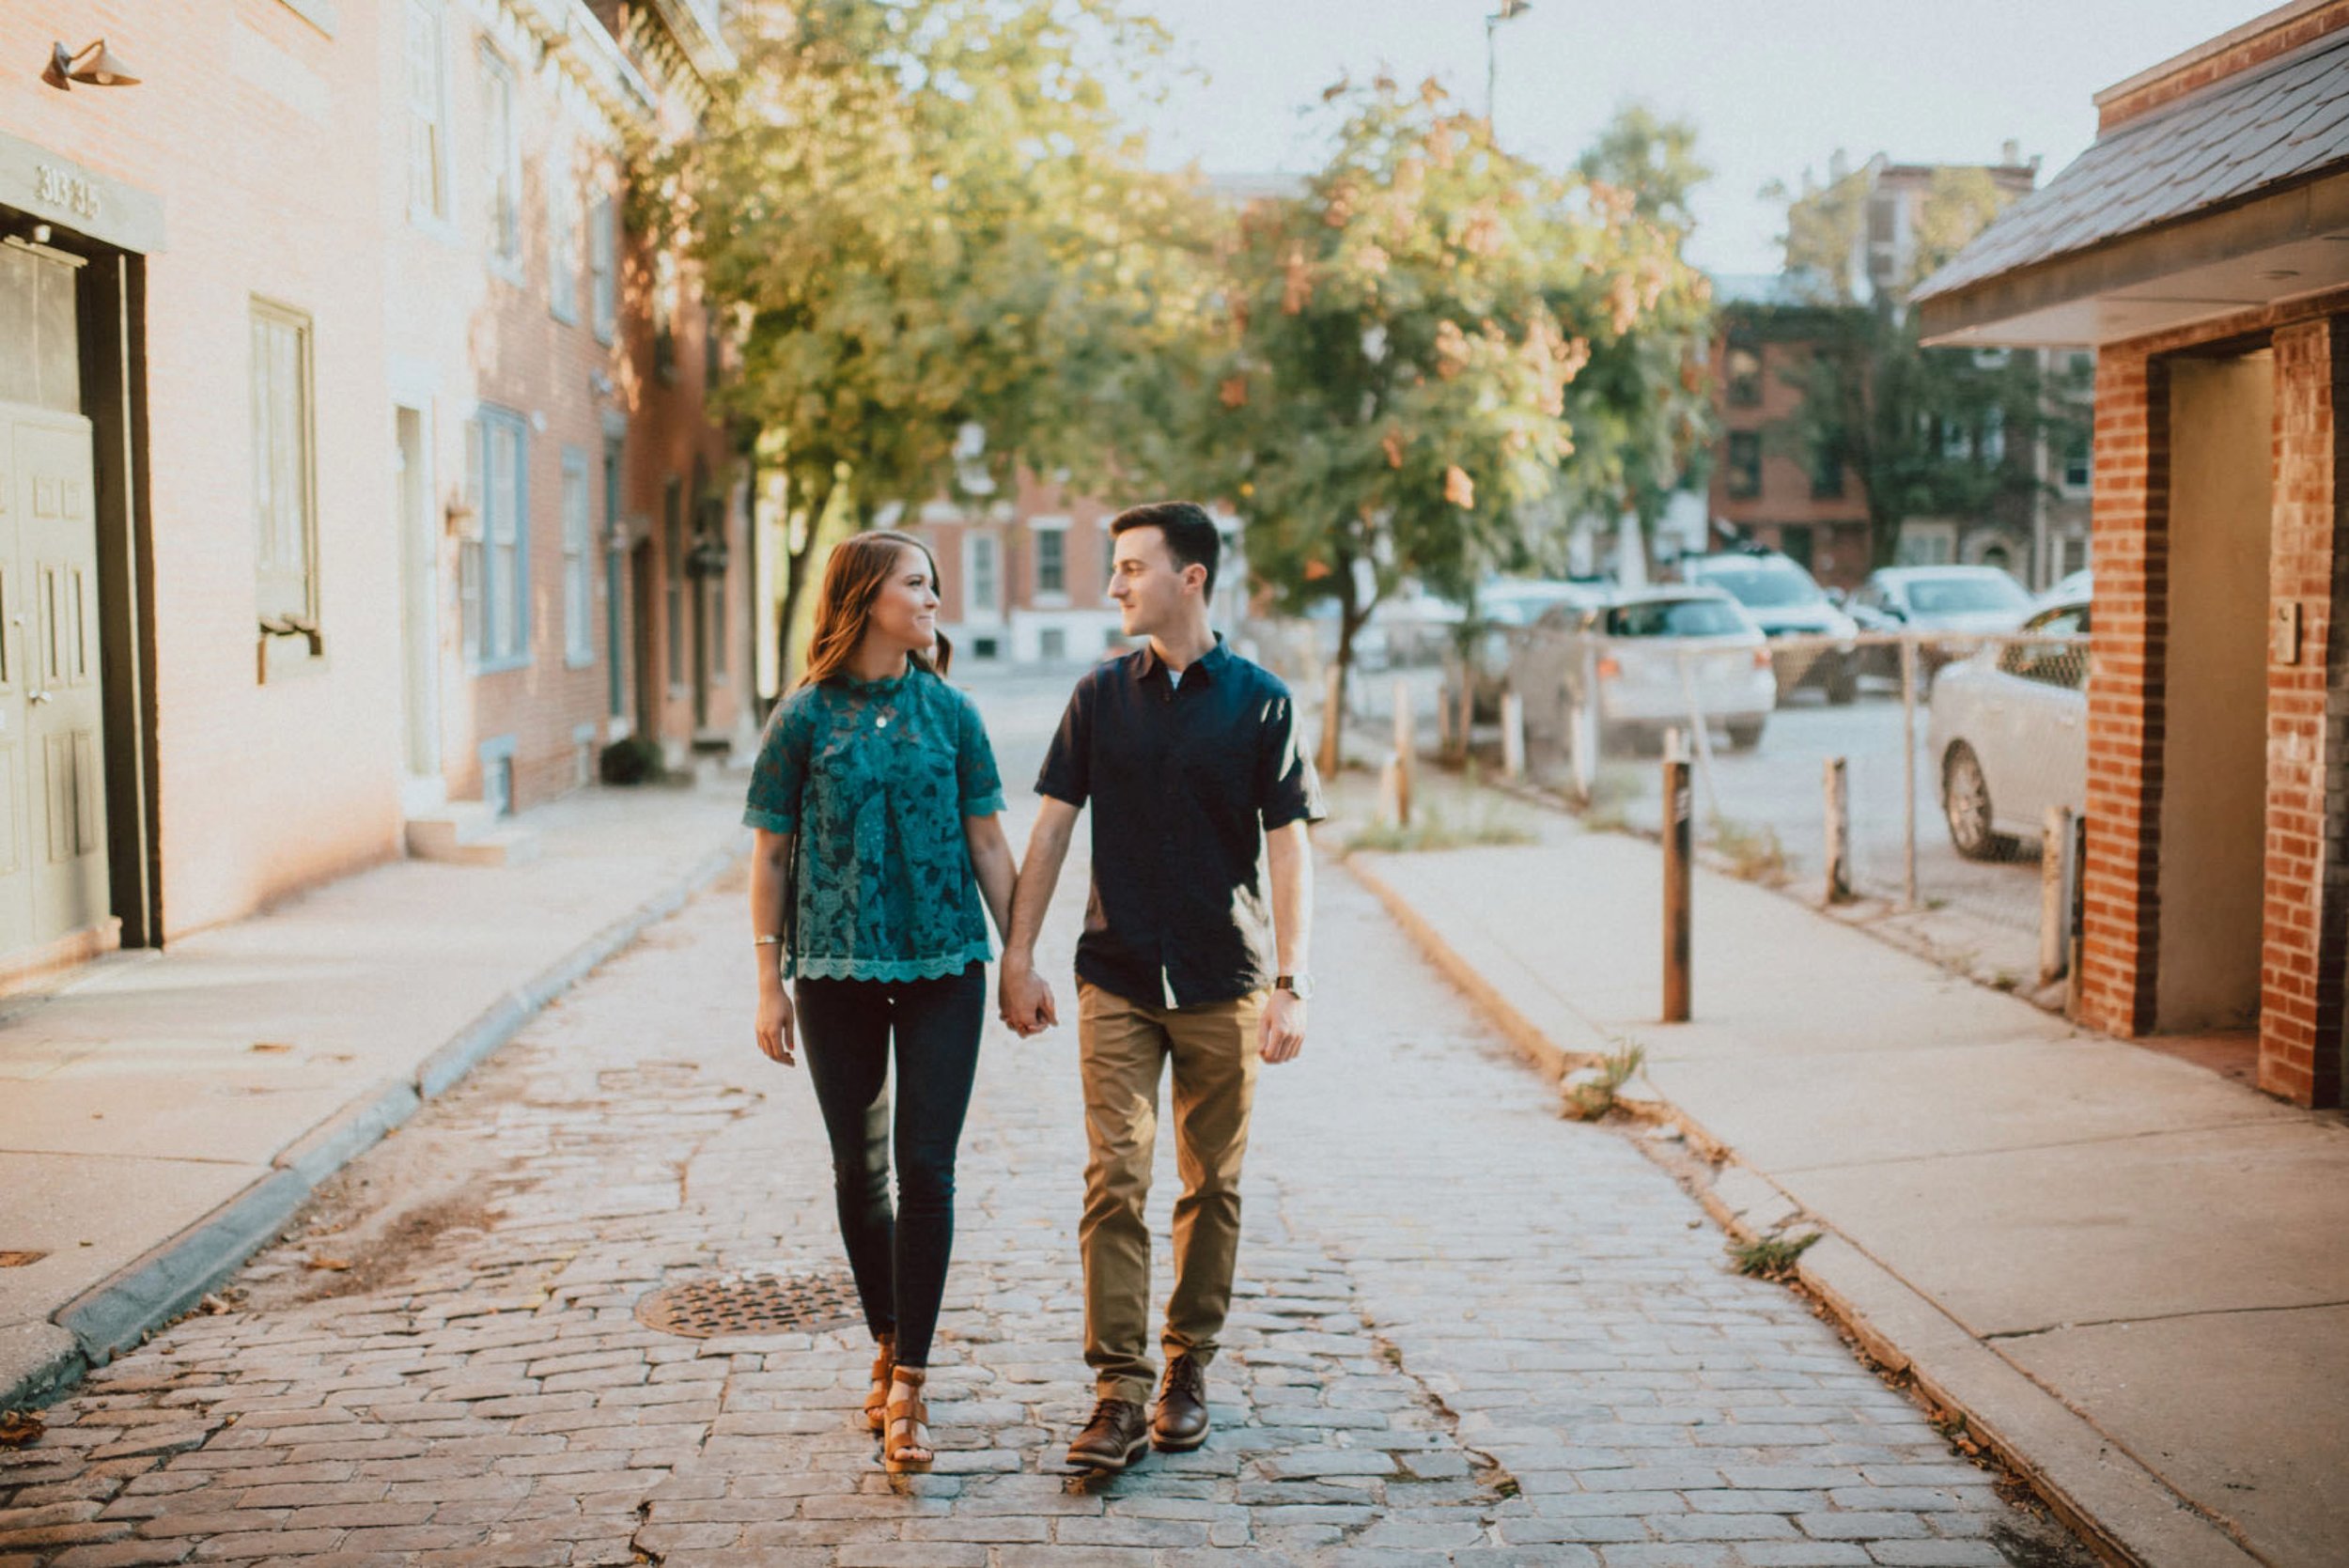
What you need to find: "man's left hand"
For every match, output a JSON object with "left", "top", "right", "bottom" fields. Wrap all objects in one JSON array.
[{"left": 1260, "top": 988, "right": 1307, "bottom": 1065}]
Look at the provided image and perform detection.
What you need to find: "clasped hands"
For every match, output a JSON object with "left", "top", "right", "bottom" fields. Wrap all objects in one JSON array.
[{"left": 998, "top": 957, "right": 1056, "bottom": 1037}]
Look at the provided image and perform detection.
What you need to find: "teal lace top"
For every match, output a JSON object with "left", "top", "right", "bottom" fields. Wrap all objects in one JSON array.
[{"left": 743, "top": 666, "right": 1004, "bottom": 982}]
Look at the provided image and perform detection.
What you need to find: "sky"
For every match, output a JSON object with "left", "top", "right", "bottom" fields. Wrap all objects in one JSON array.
[{"left": 1123, "top": 0, "right": 2265, "bottom": 276}]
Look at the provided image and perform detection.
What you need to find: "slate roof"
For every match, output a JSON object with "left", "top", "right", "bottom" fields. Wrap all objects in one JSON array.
[{"left": 1915, "top": 31, "right": 2349, "bottom": 301}]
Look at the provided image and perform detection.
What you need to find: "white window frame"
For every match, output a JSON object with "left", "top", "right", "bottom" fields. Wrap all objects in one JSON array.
[
  {"left": 562, "top": 447, "right": 593, "bottom": 666},
  {"left": 403, "top": 0, "right": 450, "bottom": 224},
  {"left": 479, "top": 46, "right": 521, "bottom": 276},
  {"left": 965, "top": 533, "right": 1001, "bottom": 621},
  {"left": 548, "top": 141, "right": 581, "bottom": 324},
  {"left": 466, "top": 407, "right": 530, "bottom": 670},
  {"left": 1031, "top": 516, "right": 1069, "bottom": 604},
  {"left": 250, "top": 300, "right": 319, "bottom": 635},
  {"left": 589, "top": 191, "right": 617, "bottom": 344}
]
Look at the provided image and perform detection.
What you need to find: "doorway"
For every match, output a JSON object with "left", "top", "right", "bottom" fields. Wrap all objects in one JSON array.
[
  {"left": 630, "top": 538, "right": 658, "bottom": 742},
  {"left": 0, "top": 241, "right": 112, "bottom": 965},
  {"left": 2155, "top": 349, "right": 2271, "bottom": 1032},
  {"left": 394, "top": 407, "right": 441, "bottom": 800}
]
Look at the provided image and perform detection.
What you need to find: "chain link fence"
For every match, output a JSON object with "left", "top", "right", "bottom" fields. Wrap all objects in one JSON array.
[{"left": 1490, "top": 623, "right": 2088, "bottom": 948}]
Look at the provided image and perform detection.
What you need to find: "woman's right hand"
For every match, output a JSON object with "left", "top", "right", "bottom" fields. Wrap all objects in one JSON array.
[{"left": 755, "top": 984, "right": 797, "bottom": 1066}]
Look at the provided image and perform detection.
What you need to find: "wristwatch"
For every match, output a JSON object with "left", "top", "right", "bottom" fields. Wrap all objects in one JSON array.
[{"left": 1274, "top": 973, "right": 1315, "bottom": 1001}]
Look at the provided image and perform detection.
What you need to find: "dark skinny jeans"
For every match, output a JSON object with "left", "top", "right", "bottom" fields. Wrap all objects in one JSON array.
[{"left": 792, "top": 962, "right": 985, "bottom": 1368}]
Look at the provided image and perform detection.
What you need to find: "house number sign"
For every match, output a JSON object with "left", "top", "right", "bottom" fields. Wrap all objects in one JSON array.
[{"left": 33, "top": 163, "right": 101, "bottom": 223}]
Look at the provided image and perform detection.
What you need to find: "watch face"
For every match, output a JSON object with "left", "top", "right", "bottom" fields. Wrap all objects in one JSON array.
[{"left": 1282, "top": 975, "right": 1314, "bottom": 1001}]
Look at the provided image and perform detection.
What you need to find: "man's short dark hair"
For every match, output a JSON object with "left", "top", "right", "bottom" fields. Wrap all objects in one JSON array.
[{"left": 1110, "top": 501, "right": 1221, "bottom": 596}]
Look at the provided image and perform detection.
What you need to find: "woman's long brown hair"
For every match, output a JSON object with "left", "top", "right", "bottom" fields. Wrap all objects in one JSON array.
[{"left": 795, "top": 529, "right": 955, "bottom": 691}]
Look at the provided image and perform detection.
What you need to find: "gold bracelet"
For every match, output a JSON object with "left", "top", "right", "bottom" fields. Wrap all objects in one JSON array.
[{"left": 753, "top": 934, "right": 785, "bottom": 947}]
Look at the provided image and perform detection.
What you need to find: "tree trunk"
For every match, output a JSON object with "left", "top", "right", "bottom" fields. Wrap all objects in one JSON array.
[{"left": 774, "top": 477, "right": 835, "bottom": 691}]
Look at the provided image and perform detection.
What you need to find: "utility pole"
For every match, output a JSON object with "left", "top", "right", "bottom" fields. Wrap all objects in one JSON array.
[{"left": 1486, "top": 0, "right": 1531, "bottom": 124}]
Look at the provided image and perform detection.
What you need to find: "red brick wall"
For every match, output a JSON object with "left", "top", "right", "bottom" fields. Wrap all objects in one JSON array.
[
  {"left": 2262, "top": 318, "right": 2348, "bottom": 1106},
  {"left": 2077, "top": 349, "right": 2169, "bottom": 1040},
  {"left": 2098, "top": 0, "right": 2349, "bottom": 132},
  {"left": 1709, "top": 331, "right": 1873, "bottom": 585}
]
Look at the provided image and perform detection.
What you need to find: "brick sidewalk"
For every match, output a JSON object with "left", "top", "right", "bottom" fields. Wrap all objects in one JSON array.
[{"left": 0, "top": 836, "right": 2086, "bottom": 1565}]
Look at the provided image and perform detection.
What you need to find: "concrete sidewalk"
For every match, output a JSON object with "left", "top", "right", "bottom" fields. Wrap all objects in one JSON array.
[
  {"left": 0, "top": 776, "right": 747, "bottom": 1414},
  {"left": 1344, "top": 787, "right": 2348, "bottom": 1568}
]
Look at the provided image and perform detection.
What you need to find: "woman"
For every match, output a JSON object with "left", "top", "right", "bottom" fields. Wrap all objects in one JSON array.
[{"left": 743, "top": 529, "right": 1017, "bottom": 1474}]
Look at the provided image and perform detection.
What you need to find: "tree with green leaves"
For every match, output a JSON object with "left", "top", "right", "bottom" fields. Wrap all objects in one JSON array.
[
  {"left": 637, "top": 0, "right": 1214, "bottom": 685},
  {"left": 1570, "top": 105, "right": 1718, "bottom": 576},
  {"left": 1766, "top": 162, "right": 2083, "bottom": 569},
  {"left": 1196, "top": 82, "right": 1712, "bottom": 760}
]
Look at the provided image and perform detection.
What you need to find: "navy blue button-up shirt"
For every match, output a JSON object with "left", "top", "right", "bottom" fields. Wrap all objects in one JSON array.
[{"left": 1036, "top": 637, "right": 1325, "bottom": 1009}]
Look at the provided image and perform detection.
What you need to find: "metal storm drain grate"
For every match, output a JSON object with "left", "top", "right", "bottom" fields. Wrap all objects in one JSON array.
[
  {"left": 0, "top": 1251, "right": 48, "bottom": 1268},
  {"left": 634, "top": 1269, "right": 862, "bottom": 1338}
]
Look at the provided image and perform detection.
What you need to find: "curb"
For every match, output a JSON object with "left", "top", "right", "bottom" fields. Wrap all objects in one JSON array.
[
  {"left": 1339, "top": 850, "right": 2263, "bottom": 1568},
  {"left": 5, "top": 836, "right": 746, "bottom": 1412}
]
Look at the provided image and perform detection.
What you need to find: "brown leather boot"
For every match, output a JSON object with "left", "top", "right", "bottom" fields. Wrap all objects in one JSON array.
[
  {"left": 1151, "top": 1354, "right": 1209, "bottom": 1452},
  {"left": 1066, "top": 1397, "right": 1150, "bottom": 1473}
]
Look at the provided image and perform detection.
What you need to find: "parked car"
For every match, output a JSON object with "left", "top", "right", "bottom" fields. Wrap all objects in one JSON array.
[
  {"left": 2037, "top": 567, "right": 2092, "bottom": 607},
  {"left": 1468, "top": 579, "right": 1610, "bottom": 719},
  {"left": 1511, "top": 586, "right": 1776, "bottom": 753},
  {"left": 1852, "top": 565, "right": 2036, "bottom": 684},
  {"left": 1925, "top": 593, "right": 2091, "bottom": 860},
  {"left": 1678, "top": 549, "right": 1859, "bottom": 704}
]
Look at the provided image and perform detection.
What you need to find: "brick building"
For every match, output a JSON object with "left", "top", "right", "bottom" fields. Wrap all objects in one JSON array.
[
  {"left": 1708, "top": 277, "right": 1876, "bottom": 588},
  {"left": 1917, "top": 0, "right": 2349, "bottom": 1107},
  {"left": 910, "top": 481, "right": 1249, "bottom": 669},
  {"left": 0, "top": 0, "right": 742, "bottom": 985},
  {"left": 1713, "top": 153, "right": 2094, "bottom": 591}
]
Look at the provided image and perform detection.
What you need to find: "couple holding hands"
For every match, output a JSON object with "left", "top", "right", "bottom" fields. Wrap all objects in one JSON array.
[{"left": 744, "top": 501, "right": 1324, "bottom": 1474}]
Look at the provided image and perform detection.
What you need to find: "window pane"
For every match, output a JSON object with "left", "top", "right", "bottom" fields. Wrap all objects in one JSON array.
[
  {"left": 251, "top": 308, "right": 313, "bottom": 622},
  {"left": 549, "top": 148, "right": 578, "bottom": 321},
  {"left": 564, "top": 458, "right": 591, "bottom": 661},
  {"left": 590, "top": 194, "right": 616, "bottom": 341},
  {"left": 1036, "top": 530, "right": 1065, "bottom": 594}
]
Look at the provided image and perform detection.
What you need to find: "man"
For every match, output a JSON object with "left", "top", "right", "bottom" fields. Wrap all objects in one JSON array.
[{"left": 1000, "top": 500, "right": 1323, "bottom": 1474}]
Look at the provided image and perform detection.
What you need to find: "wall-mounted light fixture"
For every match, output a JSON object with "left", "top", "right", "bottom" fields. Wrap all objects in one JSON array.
[{"left": 41, "top": 39, "right": 140, "bottom": 91}]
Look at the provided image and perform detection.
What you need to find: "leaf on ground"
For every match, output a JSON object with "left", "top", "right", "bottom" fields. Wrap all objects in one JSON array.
[
  {"left": 0, "top": 1410, "right": 44, "bottom": 1448},
  {"left": 305, "top": 1257, "right": 352, "bottom": 1272},
  {"left": 250, "top": 1042, "right": 294, "bottom": 1053}
]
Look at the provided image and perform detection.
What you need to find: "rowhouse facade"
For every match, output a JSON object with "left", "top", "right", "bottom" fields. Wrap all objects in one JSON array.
[{"left": 0, "top": 0, "right": 744, "bottom": 984}]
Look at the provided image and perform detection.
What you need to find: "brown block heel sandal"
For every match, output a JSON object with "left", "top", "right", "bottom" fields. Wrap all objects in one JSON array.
[
  {"left": 863, "top": 1334, "right": 894, "bottom": 1432},
  {"left": 882, "top": 1368, "right": 933, "bottom": 1473}
]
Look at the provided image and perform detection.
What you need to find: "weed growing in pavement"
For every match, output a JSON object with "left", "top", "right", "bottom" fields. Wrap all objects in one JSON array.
[
  {"left": 1346, "top": 799, "right": 1536, "bottom": 853},
  {"left": 1562, "top": 1041, "right": 1648, "bottom": 1121},
  {"left": 1705, "top": 814, "right": 1789, "bottom": 885},
  {"left": 1731, "top": 1231, "right": 1820, "bottom": 1281}
]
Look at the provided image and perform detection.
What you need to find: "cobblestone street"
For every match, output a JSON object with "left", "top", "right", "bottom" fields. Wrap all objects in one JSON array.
[{"left": 0, "top": 683, "right": 2088, "bottom": 1568}]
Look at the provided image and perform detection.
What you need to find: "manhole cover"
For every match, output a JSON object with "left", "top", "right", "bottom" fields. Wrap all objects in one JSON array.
[{"left": 634, "top": 1269, "right": 863, "bottom": 1338}]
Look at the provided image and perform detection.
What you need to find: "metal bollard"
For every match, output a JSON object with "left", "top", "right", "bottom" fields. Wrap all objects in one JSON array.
[
  {"left": 1663, "top": 753, "right": 1692, "bottom": 1022},
  {"left": 2041, "top": 806, "right": 2074, "bottom": 985},
  {"left": 1900, "top": 637, "right": 1920, "bottom": 908},
  {"left": 1824, "top": 756, "right": 1852, "bottom": 904},
  {"left": 1391, "top": 677, "right": 1414, "bottom": 827},
  {"left": 1501, "top": 691, "right": 1526, "bottom": 779},
  {"left": 2065, "top": 814, "right": 2088, "bottom": 1019}
]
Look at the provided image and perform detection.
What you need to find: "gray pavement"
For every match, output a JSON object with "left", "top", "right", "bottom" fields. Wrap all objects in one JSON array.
[
  {"left": 1346, "top": 773, "right": 2348, "bottom": 1568},
  {"left": 0, "top": 774, "right": 750, "bottom": 1413},
  {"left": 0, "top": 669, "right": 2085, "bottom": 1566}
]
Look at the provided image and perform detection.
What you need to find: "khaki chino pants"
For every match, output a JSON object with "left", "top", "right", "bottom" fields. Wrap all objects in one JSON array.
[{"left": 1077, "top": 981, "right": 1264, "bottom": 1405}]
